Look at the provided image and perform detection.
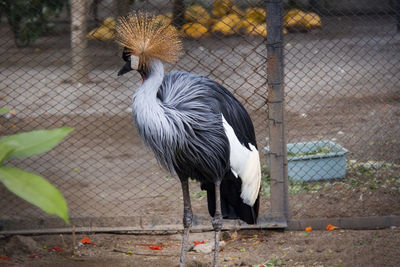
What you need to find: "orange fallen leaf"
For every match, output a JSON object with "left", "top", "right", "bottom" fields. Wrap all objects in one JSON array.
[
  {"left": 326, "top": 224, "right": 339, "bottom": 231},
  {"left": 80, "top": 237, "right": 91, "bottom": 244},
  {"left": 193, "top": 241, "right": 205, "bottom": 246},
  {"left": 305, "top": 227, "right": 312, "bottom": 232},
  {"left": 149, "top": 245, "right": 162, "bottom": 250},
  {"left": 49, "top": 246, "right": 62, "bottom": 252}
]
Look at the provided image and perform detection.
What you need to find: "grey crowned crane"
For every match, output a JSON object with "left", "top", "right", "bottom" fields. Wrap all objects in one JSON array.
[{"left": 115, "top": 13, "right": 261, "bottom": 267}]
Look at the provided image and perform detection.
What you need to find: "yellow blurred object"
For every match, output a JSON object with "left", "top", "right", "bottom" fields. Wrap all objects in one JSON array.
[
  {"left": 284, "top": 8, "right": 305, "bottom": 19},
  {"left": 211, "top": 14, "right": 241, "bottom": 35},
  {"left": 301, "top": 12, "right": 322, "bottom": 29},
  {"left": 230, "top": 5, "right": 244, "bottom": 16},
  {"left": 244, "top": 7, "right": 266, "bottom": 23},
  {"left": 284, "top": 9, "right": 322, "bottom": 31},
  {"left": 156, "top": 13, "right": 173, "bottom": 25},
  {"left": 212, "top": 0, "right": 234, "bottom": 18},
  {"left": 102, "top": 17, "right": 116, "bottom": 29},
  {"left": 240, "top": 17, "right": 257, "bottom": 30},
  {"left": 284, "top": 9, "right": 306, "bottom": 28},
  {"left": 185, "top": 5, "right": 211, "bottom": 26},
  {"left": 87, "top": 26, "right": 114, "bottom": 40},
  {"left": 87, "top": 17, "right": 116, "bottom": 40},
  {"left": 182, "top": 23, "right": 209, "bottom": 38},
  {"left": 245, "top": 23, "right": 267, "bottom": 37},
  {"left": 241, "top": 7, "right": 266, "bottom": 31},
  {"left": 284, "top": 13, "right": 303, "bottom": 28}
]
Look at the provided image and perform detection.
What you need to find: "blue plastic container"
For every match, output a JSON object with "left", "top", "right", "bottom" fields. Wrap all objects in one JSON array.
[{"left": 265, "top": 140, "right": 348, "bottom": 181}]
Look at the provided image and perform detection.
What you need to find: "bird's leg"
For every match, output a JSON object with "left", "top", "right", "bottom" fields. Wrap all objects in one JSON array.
[
  {"left": 179, "top": 178, "right": 192, "bottom": 267},
  {"left": 212, "top": 181, "right": 222, "bottom": 267}
]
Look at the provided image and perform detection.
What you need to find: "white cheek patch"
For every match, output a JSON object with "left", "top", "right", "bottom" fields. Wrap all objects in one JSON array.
[{"left": 130, "top": 55, "right": 139, "bottom": 70}]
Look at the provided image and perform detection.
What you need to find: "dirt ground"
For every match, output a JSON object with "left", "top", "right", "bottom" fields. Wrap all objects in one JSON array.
[{"left": 1, "top": 228, "right": 400, "bottom": 267}]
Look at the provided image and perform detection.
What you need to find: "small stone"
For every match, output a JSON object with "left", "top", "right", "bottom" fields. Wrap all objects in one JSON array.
[
  {"left": 193, "top": 243, "right": 213, "bottom": 254},
  {"left": 193, "top": 241, "right": 226, "bottom": 254},
  {"left": 221, "top": 231, "right": 232, "bottom": 241},
  {"left": 5, "top": 235, "right": 41, "bottom": 256},
  {"left": 296, "top": 247, "right": 305, "bottom": 253}
]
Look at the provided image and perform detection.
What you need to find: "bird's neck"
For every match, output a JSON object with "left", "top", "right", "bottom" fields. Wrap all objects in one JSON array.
[
  {"left": 131, "top": 59, "right": 166, "bottom": 132},
  {"left": 134, "top": 59, "right": 164, "bottom": 100}
]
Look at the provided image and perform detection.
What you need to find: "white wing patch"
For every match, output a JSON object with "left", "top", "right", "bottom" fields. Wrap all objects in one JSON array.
[{"left": 222, "top": 115, "right": 261, "bottom": 206}]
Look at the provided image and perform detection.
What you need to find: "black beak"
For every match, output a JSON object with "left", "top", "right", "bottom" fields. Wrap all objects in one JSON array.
[{"left": 118, "top": 61, "right": 133, "bottom": 76}]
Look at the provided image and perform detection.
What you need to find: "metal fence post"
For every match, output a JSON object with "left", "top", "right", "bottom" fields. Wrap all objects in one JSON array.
[{"left": 266, "top": 0, "right": 289, "bottom": 221}]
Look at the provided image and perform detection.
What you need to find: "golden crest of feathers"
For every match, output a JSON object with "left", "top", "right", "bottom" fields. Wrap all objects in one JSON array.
[{"left": 115, "top": 12, "right": 183, "bottom": 68}]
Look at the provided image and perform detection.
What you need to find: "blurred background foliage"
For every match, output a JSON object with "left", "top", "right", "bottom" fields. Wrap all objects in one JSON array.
[{"left": 0, "top": 0, "right": 68, "bottom": 47}]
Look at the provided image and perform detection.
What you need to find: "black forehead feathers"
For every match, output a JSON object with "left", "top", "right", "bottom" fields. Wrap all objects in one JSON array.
[{"left": 122, "top": 47, "right": 131, "bottom": 62}]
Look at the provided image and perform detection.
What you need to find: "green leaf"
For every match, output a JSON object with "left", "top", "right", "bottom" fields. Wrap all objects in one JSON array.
[
  {"left": 0, "top": 142, "right": 17, "bottom": 164},
  {"left": 0, "top": 166, "right": 69, "bottom": 224},
  {"left": 0, "top": 108, "right": 11, "bottom": 114},
  {"left": 0, "top": 127, "right": 74, "bottom": 159}
]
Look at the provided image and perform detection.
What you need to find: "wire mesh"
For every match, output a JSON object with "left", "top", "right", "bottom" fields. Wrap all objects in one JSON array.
[
  {"left": 0, "top": 0, "right": 399, "bottom": 232},
  {"left": 282, "top": 1, "right": 400, "bottom": 219}
]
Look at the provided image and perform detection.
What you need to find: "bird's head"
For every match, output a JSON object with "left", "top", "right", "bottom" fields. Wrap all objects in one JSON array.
[{"left": 115, "top": 12, "right": 182, "bottom": 79}]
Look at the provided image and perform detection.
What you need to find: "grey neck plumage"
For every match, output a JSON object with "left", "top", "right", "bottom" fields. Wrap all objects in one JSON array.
[
  {"left": 131, "top": 59, "right": 177, "bottom": 171},
  {"left": 133, "top": 59, "right": 164, "bottom": 102},
  {"left": 132, "top": 59, "right": 165, "bottom": 133}
]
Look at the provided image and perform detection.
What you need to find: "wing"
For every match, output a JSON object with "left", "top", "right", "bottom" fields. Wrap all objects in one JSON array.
[
  {"left": 210, "top": 82, "right": 261, "bottom": 207},
  {"left": 204, "top": 80, "right": 257, "bottom": 149},
  {"left": 157, "top": 71, "right": 230, "bottom": 182},
  {"left": 159, "top": 71, "right": 257, "bottom": 148},
  {"left": 159, "top": 71, "right": 261, "bottom": 206}
]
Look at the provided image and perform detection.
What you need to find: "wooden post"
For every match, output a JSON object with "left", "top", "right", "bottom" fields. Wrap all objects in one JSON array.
[
  {"left": 71, "top": 0, "right": 89, "bottom": 84},
  {"left": 266, "top": 0, "right": 289, "bottom": 221}
]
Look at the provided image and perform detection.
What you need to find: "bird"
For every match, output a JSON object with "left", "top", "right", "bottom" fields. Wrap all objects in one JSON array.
[{"left": 115, "top": 12, "right": 261, "bottom": 267}]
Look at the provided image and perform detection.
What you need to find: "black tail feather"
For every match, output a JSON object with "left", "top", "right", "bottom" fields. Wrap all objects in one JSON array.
[{"left": 201, "top": 171, "right": 260, "bottom": 225}]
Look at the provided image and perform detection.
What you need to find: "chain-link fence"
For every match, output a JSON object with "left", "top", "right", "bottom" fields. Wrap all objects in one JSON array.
[
  {"left": 283, "top": 1, "right": 400, "bottom": 220},
  {"left": 0, "top": 0, "right": 399, "bottom": 232}
]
